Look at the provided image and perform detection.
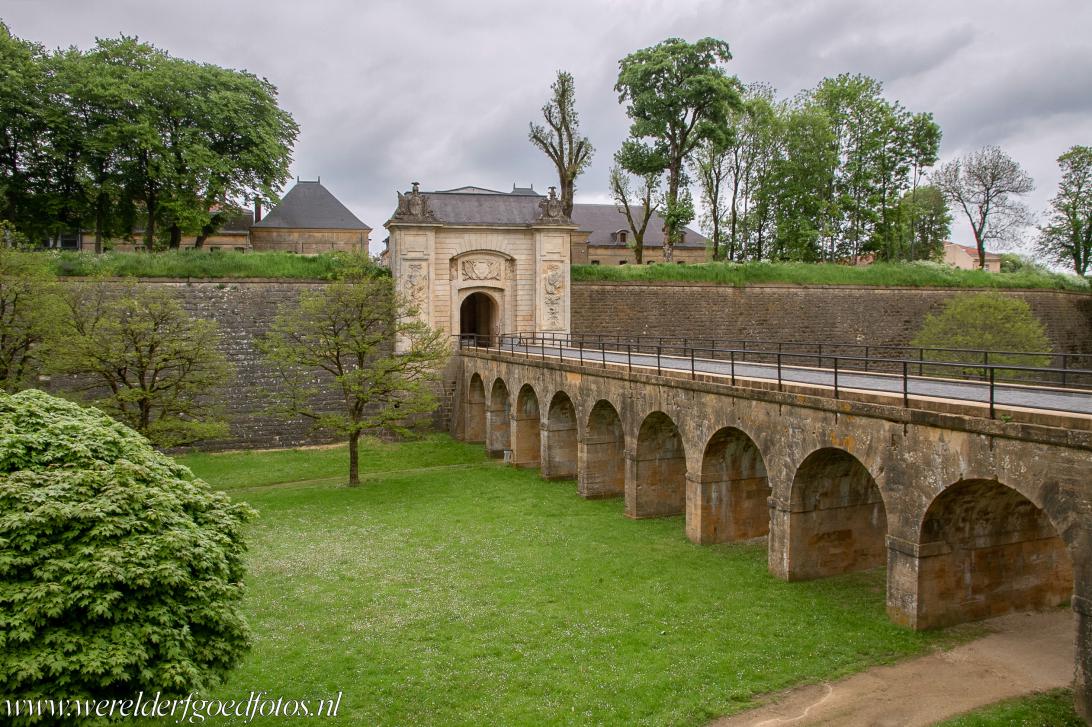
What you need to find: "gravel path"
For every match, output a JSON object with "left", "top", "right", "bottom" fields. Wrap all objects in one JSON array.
[{"left": 708, "top": 609, "right": 1074, "bottom": 727}]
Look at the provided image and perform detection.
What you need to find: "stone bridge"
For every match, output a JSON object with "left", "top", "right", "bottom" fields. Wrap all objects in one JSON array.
[{"left": 451, "top": 346, "right": 1092, "bottom": 721}]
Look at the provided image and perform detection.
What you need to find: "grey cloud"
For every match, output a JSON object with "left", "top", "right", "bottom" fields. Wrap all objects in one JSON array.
[{"left": 3, "top": 0, "right": 1091, "bottom": 251}]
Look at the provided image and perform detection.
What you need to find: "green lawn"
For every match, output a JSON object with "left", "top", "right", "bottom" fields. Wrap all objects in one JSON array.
[
  {"left": 169, "top": 436, "right": 953, "bottom": 726},
  {"left": 936, "top": 689, "right": 1084, "bottom": 726},
  {"left": 572, "top": 260, "right": 1090, "bottom": 291}
]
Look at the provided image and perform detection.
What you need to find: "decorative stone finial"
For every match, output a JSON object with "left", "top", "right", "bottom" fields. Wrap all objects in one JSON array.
[
  {"left": 537, "top": 186, "right": 568, "bottom": 224},
  {"left": 393, "top": 181, "right": 437, "bottom": 223}
]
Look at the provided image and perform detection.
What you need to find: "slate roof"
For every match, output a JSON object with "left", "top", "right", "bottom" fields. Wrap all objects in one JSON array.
[
  {"left": 253, "top": 181, "right": 371, "bottom": 230},
  {"left": 423, "top": 191, "right": 545, "bottom": 226},
  {"left": 400, "top": 187, "right": 707, "bottom": 247},
  {"left": 571, "top": 203, "right": 707, "bottom": 248}
]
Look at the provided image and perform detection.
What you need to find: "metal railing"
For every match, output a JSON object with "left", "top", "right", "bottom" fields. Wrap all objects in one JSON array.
[
  {"left": 502, "top": 332, "right": 1092, "bottom": 389},
  {"left": 455, "top": 332, "right": 1092, "bottom": 419}
]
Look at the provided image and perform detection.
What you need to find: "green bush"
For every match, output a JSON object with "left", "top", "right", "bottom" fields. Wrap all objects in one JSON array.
[
  {"left": 911, "top": 293, "right": 1053, "bottom": 378},
  {"left": 0, "top": 390, "right": 256, "bottom": 714}
]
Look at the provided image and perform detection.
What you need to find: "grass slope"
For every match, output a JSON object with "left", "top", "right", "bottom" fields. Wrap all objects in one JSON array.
[
  {"left": 573, "top": 260, "right": 1090, "bottom": 291},
  {"left": 935, "top": 689, "right": 1084, "bottom": 727},
  {"left": 40, "top": 250, "right": 1090, "bottom": 291},
  {"left": 165, "top": 436, "right": 953, "bottom": 726},
  {"left": 48, "top": 250, "right": 366, "bottom": 280}
]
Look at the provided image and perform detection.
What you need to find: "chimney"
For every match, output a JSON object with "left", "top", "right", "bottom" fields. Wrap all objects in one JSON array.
[{"left": 254, "top": 199, "right": 262, "bottom": 223}]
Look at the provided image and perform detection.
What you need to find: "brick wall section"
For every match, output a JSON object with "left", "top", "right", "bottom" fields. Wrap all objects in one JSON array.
[
  {"left": 571, "top": 281, "right": 1092, "bottom": 354},
  {"left": 54, "top": 279, "right": 345, "bottom": 452}
]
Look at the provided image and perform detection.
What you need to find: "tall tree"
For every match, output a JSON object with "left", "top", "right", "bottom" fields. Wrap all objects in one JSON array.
[
  {"left": 935, "top": 146, "right": 1034, "bottom": 270},
  {"left": 608, "top": 162, "right": 661, "bottom": 264},
  {"left": 1037, "top": 145, "right": 1092, "bottom": 276},
  {"left": 0, "top": 23, "right": 48, "bottom": 239},
  {"left": 767, "top": 104, "right": 836, "bottom": 262},
  {"left": 615, "top": 37, "right": 741, "bottom": 262},
  {"left": 892, "top": 185, "right": 950, "bottom": 261},
  {"left": 528, "top": 70, "right": 594, "bottom": 219},
  {"left": 259, "top": 266, "right": 448, "bottom": 486},
  {"left": 691, "top": 136, "right": 730, "bottom": 260}
]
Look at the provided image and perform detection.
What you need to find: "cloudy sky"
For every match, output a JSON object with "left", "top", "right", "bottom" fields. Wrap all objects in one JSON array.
[{"left": 5, "top": 0, "right": 1091, "bottom": 255}]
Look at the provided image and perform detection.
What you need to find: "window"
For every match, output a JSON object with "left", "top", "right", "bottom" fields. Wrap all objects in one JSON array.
[
  {"left": 618, "top": 260, "right": 627, "bottom": 265},
  {"left": 646, "top": 260, "right": 655, "bottom": 265},
  {"left": 677, "top": 261, "right": 685, "bottom": 265},
  {"left": 591, "top": 260, "right": 600, "bottom": 265},
  {"left": 619, "top": 231, "right": 628, "bottom": 243}
]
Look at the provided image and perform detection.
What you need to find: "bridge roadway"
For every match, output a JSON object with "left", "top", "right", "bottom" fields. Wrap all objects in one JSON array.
[{"left": 500, "top": 342, "right": 1092, "bottom": 416}]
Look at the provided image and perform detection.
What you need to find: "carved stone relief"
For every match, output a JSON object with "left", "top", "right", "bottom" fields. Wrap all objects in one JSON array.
[
  {"left": 542, "top": 262, "right": 565, "bottom": 328},
  {"left": 461, "top": 258, "right": 502, "bottom": 281},
  {"left": 403, "top": 262, "right": 428, "bottom": 308}
]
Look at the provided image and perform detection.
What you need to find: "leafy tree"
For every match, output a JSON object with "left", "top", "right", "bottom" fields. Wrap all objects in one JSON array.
[
  {"left": 259, "top": 265, "right": 448, "bottom": 485},
  {"left": 889, "top": 185, "right": 950, "bottom": 262},
  {"left": 935, "top": 146, "right": 1035, "bottom": 270},
  {"left": 0, "top": 24, "right": 297, "bottom": 251},
  {"left": 608, "top": 162, "right": 661, "bottom": 264},
  {"left": 50, "top": 282, "right": 231, "bottom": 447},
  {"left": 911, "top": 293, "right": 1051, "bottom": 378},
  {"left": 0, "top": 246, "right": 62, "bottom": 391},
  {"left": 718, "top": 84, "right": 778, "bottom": 261},
  {"left": 0, "top": 389, "right": 255, "bottom": 714},
  {"left": 615, "top": 37, "right": 741, "bottom": 261},
  {"left": 900, "top": 112, "right": 943, "bottom": 257},
  {"left": 1037, "top": 145, "right": 1092, "bottom": 276},
  {"left": 0, "top": 23, "right": 48, "bottom": 241},
  {"left": 767, "top": 104, "right": 836, "bottom": 262},
  {"left": 528, "top": 70, "right": 594, "bottom": 219},
  {"left": 691, "top": 136, "right": 730, "bottom": 260}
]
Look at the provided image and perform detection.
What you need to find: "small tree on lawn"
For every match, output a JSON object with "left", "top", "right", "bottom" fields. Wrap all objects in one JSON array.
[
  {"left": 0, "top": 245, "right": 64, "bottom": 391},
  {"left": 259, "top": 268, "right": 448, "bottom": 485},
  {"left": 50, "top": 282, "right": 231, "bottom": 447}
]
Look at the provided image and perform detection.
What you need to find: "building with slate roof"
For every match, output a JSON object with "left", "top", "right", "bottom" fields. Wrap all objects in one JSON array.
[
  {"left": 569, "top": 203, "right": 709, "bottom": 265},
  {"left": 385, "top": 182, "right": 575, "bottom": 348},
  {"left": 250, "top": 179, "right": 371, "bottom": 254}
]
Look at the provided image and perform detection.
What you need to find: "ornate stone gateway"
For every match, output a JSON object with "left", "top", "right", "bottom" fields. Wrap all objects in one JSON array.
[{"left": 386, "top": 183, "right": 575, "bottom": 348}]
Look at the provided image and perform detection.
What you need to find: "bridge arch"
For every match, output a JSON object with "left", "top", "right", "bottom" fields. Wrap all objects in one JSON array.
[
  {"left": 892, "top": 478, "right": 1074, "bottom": 630},
  {"left": 627, "top": 411, "right": 687, "bottom": 519},
  {"left": 511, "top": 383, "right": 541, "bottom": 467},
  {"left": 464, "top": 373, "right": 486, "bottom": 443},
  {"left": 543, "top": 391, "right": 578, "bottom": 480},
  {"left": 579, "top": 399, "right": 625, "bottom": 499},
  {"left": 772, "top": 447, "right": 888, "bottom": 581},
  {"left": 687, "top": 427, "right": 770, "bottom": 545},
  {"left": 486, "top": 377, "right": 511, "bottom": 458}
]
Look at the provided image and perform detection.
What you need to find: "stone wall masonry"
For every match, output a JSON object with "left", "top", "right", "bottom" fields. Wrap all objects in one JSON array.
[
  {"left": 571, "top": 281, "right": 1092, "bottom": 355},
  {"left": 54, "top": 279, "right": 345, "bottom": 451}
]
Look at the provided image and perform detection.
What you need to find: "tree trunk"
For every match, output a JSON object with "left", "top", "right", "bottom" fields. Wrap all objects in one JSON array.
[
  {"left": 348, "top": 430, "right": 360, "bottom": 486},
  {"left": 195, "top": 221, "right": 216, "bottom": 249},
  {"left": 560, "top": 178, "right": 575, "bottom": 220},
  {"left": 169, "top": 224, "right": 182, "bottom": 250}
]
